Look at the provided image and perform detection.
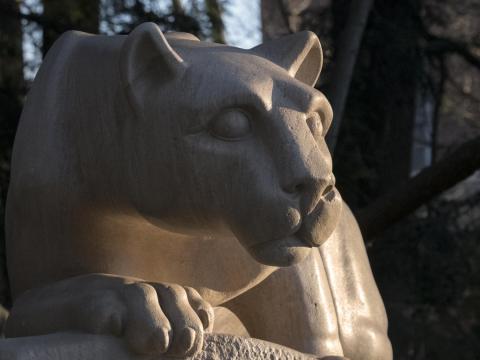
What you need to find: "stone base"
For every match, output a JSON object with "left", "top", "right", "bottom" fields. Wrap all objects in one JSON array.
[{"left": 0, "top": 333, "right": 321, "bottom": 360}]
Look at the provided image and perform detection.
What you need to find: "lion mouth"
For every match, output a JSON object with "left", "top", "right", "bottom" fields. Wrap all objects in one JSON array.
[
  {"left": 294, "top": 186, "right": 341, "bottom": 247},
  {"left": 249, "top": 186, "right": 340, "bottom": 250},
  {"left": 322, "top": 185, "right": 337, "bottom": 202},
  {"left": 282, "top": 184, "right": 337, "bottom": 239},
  {"left": 245, "top": 186, "right": 341, "bottom": 266}
]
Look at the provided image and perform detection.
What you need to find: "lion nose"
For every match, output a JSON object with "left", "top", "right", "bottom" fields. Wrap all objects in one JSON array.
[
  {"left": 283, "top": 175, "right": 334, "bottom": 196},
  {"left": 283, "top": 173, "right": 335, "bottom": 213}
]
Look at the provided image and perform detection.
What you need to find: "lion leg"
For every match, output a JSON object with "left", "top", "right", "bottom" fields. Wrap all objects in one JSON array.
[
  {"left": 317, "top": 205, "right": 392, "bottom": 360},
  {"left": 225, "top": 248, "right": 345, "bottom": 358},
  {"left": 226, "top": 205, "right": 392, "bottom": 360}
]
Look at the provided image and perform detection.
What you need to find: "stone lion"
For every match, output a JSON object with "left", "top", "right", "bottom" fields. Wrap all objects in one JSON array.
[{"left": 5, "top": 23, "right": 392, "bottom": 359}]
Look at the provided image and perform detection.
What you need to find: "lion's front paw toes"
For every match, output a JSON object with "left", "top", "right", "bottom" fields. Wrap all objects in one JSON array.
[{"left": 84, "top": 282, "right": 213, "bottom": 357}]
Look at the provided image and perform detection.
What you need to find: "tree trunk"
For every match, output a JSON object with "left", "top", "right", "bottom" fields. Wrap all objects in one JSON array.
[
  {"left": 172, "top": 0, "right": 185, "bottom": 15},
  {"left": 205, "top": 0, "right": 225, "bottom": 44},
  {"left": 261, "top": 0, "right": 312, "bottom": 40},
  {"left": 325, "top": 0, "right": 374, "bottom": 151},
  {"left": 331, "top": 0, "right": 420, "bottom": 209},
  {"left": 42, "top": 0, "right": 99, "bottom": 55},
  {"left": 0, "top": 0, "right": 25, "bottom": 307}
]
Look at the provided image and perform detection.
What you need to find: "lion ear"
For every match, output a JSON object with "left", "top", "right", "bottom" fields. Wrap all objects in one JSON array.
[
  {"left": 253, "top": 31, "right": 323, "bottom": 87},
  {"left": 120, "top": 22, "right": 186, "bottom": 91}
]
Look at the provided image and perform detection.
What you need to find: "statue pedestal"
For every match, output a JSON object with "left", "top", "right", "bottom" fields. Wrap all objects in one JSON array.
[{"left": 0, "top": 333, "right": 321, "bottom": 360}]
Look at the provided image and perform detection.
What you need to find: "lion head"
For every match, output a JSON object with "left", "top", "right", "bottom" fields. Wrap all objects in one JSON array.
[{"left": 120, "top": 23, "right": 342, "bottom": 266}]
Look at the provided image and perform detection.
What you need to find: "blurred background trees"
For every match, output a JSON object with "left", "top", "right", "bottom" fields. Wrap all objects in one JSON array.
[{"left": 0, "top": 0, "right": 478, "bottom": 358}]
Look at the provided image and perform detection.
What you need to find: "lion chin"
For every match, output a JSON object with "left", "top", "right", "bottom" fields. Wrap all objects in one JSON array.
[
  {"left": 248, "top": 188, "right": 343, "bottom": 267},
  {"left": 248, "top": 236, "right": 312, "bottom": 267}
]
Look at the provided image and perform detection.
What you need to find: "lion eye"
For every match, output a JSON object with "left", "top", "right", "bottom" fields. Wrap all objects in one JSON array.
[
  {"left": 306, "top": 113, "right": 324, "bottom": 137},
  {"left": 210, "top": 109, "right": 251, "bottom": 141}
]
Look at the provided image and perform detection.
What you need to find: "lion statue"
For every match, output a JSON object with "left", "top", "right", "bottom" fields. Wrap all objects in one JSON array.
[{"left": 4, "top": 23, "right": 392, "bottom": 359}]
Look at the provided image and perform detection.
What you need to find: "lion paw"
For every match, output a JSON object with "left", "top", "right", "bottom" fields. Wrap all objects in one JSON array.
[
  {"left": 84, "top": 282, "right": 213, "bottom": 357},
  {"left": 7, "top": 275, "right": 214, "bottom": 358}
]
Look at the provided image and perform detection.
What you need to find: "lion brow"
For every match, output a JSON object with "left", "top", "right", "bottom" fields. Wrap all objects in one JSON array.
[{"left": 273, "top": 78, "right": 324, "bottom": 114}]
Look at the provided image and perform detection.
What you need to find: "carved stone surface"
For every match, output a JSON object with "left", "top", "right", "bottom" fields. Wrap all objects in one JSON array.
[
  {"left": 0, "top": 333, "right": 327, "bottom": 360},
  {"left": 4, "top": 22, "right": 392, "bottom": 359}
]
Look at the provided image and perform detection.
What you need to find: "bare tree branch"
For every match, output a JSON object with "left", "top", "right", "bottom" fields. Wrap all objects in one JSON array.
[
  {"left": 356, "top": 135, "right": 480, "bottom": 238},
  {"left": 425, "top": 35, "right": 480, "bottom": 70}
]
